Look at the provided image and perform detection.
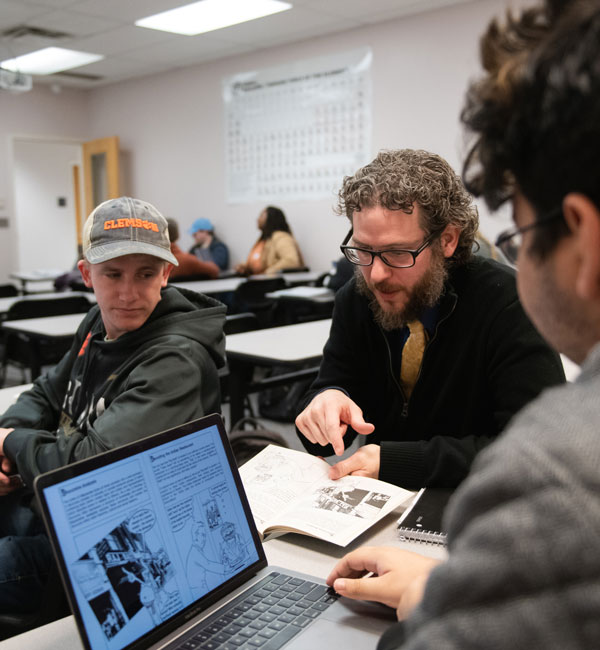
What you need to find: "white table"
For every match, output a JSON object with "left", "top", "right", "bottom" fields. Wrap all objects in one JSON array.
[
  {"left": 170, "top": 277, "right": 246, "bottom": 295},
  {"left": 10, "top": 270, "right": 66, "bottom": 294},
  {"left": 0, "top": 383, "right": 32, "bottom": 414},
  {"left": 0, "top": 505, "right": 446, "bottom": 650},
  {"left": 0, "top": 292, "right": 95, "bottom": 317},
  {"left": 2, "top": 313, "right": 86, "bottom": 339},
  {"left": 225, "top": 319, "right": 331, "bottom": 425},
  {"left": 2, "top": 314, "right": 87, "bottom": 380},
  {"left": 226, "top": 319, "right": 330, "bottom": 366}
]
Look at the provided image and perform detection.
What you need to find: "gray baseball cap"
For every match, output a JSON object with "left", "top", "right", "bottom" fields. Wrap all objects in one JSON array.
[{"left": 82, "top": 197, "right": 178, "bottom": 265}]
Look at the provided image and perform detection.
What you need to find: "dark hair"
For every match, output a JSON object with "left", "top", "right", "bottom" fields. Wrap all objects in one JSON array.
[
  {"left": 461, "top": 1, "right": 600, "bottom": 259},
  {"left": 166, "top": 218, "right": 179, "bottom": 243},
  {"left": 260, "top": 206, "right": 292, "bottom": 241},
  {"left": 337, "top": 149, "right": 478, "bottom": 266}
]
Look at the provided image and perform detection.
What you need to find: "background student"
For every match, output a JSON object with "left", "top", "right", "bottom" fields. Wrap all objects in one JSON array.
[{"left": 235, "top": 206, "right": 304, "bottom": 275}]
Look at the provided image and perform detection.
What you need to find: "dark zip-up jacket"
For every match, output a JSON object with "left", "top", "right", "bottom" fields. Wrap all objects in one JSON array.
[
  {"left": 296, "top": 257, "right": 565, "bottom": 488},
  {"left": 1, "top": 286, "right": 226, "bottom": 489}
]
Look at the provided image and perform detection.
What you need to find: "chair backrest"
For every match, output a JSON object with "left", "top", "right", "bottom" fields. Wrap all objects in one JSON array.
[
  {"left": 232, "top": 277, "right": 286, "bottom": 328},
  {"left": 0, "top": 284, "right": 19, "bottom": 298},
  {"left": 224, "top": 312, "right": 260, "bottom": 335},
  {"left": 279, "top": 266, "right": 310, "bottom": 274},
  {"left": 6, "top": 295, "right": 92, "bottom": 321},
  {"left": 234, "top": 277, "right": 286, "bottom": 303}
]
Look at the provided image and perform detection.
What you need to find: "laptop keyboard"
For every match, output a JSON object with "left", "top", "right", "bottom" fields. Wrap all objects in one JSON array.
[{"left": 175, "top": 572, "right": 339, "bottom": 650}]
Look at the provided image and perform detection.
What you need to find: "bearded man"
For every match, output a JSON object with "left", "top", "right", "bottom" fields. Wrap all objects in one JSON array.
[{"left": 295, "top": 148, "right": 564, "bottom": 489}]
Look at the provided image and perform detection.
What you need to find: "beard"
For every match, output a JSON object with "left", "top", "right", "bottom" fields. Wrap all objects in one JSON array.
[{"left": 355, "top": 246, "right": 448, "bottom": 331}]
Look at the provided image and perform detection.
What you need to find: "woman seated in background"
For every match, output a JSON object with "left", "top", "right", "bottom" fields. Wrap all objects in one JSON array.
[{"left": 235, "top": 206, "right": 304, "bottom": 275}]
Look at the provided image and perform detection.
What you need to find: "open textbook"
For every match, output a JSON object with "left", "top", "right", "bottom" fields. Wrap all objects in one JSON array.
[{"left": 239, "top": 445, "right": 416, "bottom": 547}]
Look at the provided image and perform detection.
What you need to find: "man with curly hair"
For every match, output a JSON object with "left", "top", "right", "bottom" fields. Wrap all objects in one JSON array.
[
  {"left": 296, "top": 148, "right": 563, "bottom": 488},
  {"left": 327, "top": 1, "right": 600, "bottom": 647}
]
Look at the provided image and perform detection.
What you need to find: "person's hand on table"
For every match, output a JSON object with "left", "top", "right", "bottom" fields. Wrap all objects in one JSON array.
[
  {"left": 295, "top": 389, "right": 374, "bottom": 456},
  {"left": 327, "top": 546, "right": 442, "bottom": 620},
  {"left": 328, "top": 444, "right": 380, "bottom": 479}
]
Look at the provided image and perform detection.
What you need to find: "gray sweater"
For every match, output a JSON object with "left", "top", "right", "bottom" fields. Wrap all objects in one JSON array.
[{"left": 380, "top": 344, "right": 600, "bottom": 649}]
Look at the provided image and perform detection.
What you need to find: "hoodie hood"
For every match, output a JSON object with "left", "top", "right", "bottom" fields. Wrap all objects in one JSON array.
[{"left": 87, "top": 285, "right": 226, "bottom": 370}]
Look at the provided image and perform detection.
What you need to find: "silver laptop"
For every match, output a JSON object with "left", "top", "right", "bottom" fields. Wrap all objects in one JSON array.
[{"left": 35, "top": 414, "right": 395, "bottom": 650}]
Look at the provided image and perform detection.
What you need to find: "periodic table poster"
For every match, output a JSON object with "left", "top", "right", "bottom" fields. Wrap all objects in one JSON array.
[{"left": 223, "top": 48, "right": 372, "bottom": 203}]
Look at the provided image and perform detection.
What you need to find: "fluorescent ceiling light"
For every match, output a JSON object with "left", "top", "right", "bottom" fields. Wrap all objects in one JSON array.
[
  {"left": 136, "top": 0, "right": 292, "bottom": 36},
  {"left": 0, "top": 47, "right": 103, "bottom": 75}
]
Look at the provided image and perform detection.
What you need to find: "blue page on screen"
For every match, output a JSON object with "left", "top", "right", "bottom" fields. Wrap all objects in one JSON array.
[{"left": 42, "top": 423, "right": 260, "bottom": 650}]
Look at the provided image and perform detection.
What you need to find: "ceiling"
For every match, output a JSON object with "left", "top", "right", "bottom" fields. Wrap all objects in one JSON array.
[{"left": 0, "top": 0, "right": 470, "bottom": 89}]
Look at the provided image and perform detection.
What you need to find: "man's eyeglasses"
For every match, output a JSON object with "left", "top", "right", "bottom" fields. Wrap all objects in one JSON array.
[
  {"left": 340, "top": 229, "right": 437, "bottom": 269},
  {"left": 495, "top": 207, "right": 564, "bottom": 264}
]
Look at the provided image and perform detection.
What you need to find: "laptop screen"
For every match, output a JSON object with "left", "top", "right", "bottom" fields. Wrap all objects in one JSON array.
[{"left": 37, "top": 416, "right": 263, "bottom": 650}]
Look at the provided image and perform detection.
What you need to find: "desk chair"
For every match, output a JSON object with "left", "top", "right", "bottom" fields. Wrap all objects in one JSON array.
[
  {"left": 231, "top": 277, "right": 286, "bottom": 328},
  {"left": 0, "top": 295, "right": 92, "bottom": 386},
  {"left": 279, "top": 266, "right": 310, "bottom": 273},
  {"left": 0, "top": 284, "right": 19, "bottom": 298},
  {"left": 220, "top": 313, "right": 261, "bottom": 422}
]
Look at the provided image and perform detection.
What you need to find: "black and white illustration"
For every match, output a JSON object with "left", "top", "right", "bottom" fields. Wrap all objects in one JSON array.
[
  {"left": 313, "top": 484, "right": 391, "bottom": 519},
  {"left": 72, "top": 509, "right": 180, "bottom": 640},
  {"left": 175, "top": 489, "right": 252, "bottom": 598}
]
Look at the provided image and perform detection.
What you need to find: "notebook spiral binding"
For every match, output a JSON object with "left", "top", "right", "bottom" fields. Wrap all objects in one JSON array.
[{"left": 397, "top": 527, "right": 447, "bottom": 546}]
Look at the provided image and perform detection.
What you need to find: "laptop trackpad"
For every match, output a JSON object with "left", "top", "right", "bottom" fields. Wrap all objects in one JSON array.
[
  {"left": 285, "top": 599, "right": 394, "bottom": 649},
  {"left": 285, "top": 619, "right": 378, "bottom": 649}
]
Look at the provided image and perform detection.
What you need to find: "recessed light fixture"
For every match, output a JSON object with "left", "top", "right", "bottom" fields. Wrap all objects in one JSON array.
[
  {"left": 0, "top": 47, "right": 103, "bottom": 75},
  {"left": 136, "top": 0, "right": 292, "bottom": 36}
]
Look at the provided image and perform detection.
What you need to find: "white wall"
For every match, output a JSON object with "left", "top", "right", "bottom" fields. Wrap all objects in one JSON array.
[
  {"left": 85, "top": 0, "right": 513, "bottom": 272},
  {"left": 13, "top": 138, "right": 82, "bottom": 272},
  {"left": 0, "top": 0, "right": 516, "bottom": 280},
  {"left": 0, "top": 85, "right": 89, "bottom": 282}
]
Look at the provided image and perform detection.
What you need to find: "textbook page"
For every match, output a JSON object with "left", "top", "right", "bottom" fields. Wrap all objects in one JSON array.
[{"left": 240, "top": 445, "right": 415, "bottom": 547}]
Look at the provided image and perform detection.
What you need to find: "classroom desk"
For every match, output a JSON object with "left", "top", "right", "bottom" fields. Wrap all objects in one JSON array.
[
  {"left": 170, "top": 277, "right": 246, "bottom": 295},
  {"left": 225, "top": 319, "right": 331, "bottom": 426},
  {"left": 0, "top": 383, "right": 32, "bottom": 413},
  {"left": 0, "top": 503, "right": 447, "bottom": 650},
  {"left": 265, "top": 286, "right": 335, "bottom": 324},
  {"left": 0, "top": 292, "right": 95, "bottom": 317},
  {"left": 2, "top": 314, "right": 87, "bottom": 380},
  {"left": 10, "top": 270, "right": 65, "bottom": 294}
]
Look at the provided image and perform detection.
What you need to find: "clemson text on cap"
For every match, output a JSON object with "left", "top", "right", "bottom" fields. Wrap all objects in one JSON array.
[{"left": 103, "top": 218, "right": 159, "bottom": 232}]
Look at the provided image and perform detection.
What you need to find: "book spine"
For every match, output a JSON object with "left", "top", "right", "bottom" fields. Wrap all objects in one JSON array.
[{"left": 398, "top": 527, "right": 447, "bottom": 547}]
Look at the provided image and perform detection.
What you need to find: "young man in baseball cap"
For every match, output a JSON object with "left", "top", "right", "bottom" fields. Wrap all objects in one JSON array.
[
  {"left": 0, "top": 197, "right": 226, "bottom": 617},
  {"left": 188, "top": 217, "right": 230, "bottom": 271}
]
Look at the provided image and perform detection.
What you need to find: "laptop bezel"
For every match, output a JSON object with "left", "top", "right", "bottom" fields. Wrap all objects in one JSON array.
[{"left": 34, "top": 412, "right": 268, "bottom": 650}]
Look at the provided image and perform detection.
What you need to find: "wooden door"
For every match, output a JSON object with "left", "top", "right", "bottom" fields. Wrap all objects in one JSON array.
[{"left": 82, "top": 136, "right": 120, "bottom": 217}]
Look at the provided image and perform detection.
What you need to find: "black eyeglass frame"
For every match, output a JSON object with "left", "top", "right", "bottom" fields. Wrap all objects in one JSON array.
[
  {"left": 495, "top": 206, "right": 564, "bottom": 263},
  {"left": 340, "top": 228, "right": 438, "bottom": 269}
]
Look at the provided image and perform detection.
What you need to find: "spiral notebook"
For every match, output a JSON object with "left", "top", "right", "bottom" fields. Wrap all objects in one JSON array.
[{"left": 396, "top": 488, "right": 453, "bottom": 546}]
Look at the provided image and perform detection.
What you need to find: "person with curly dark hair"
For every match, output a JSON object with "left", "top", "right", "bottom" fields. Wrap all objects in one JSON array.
[
  {"left": 328, "top": 2, "right": 600, "bottom": 648},
  {"left": 296, "top": 148, "right": 564, "bottom": 488},
  {"left": 235, "top": 206, "right": 304, "bottom": 276}
]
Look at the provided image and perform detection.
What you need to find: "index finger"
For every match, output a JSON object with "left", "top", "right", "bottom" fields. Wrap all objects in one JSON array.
[
  {"left": 323, "top": 407, "right": 347, "bottom": 456},
  {"left": 326, "top": 546, "right": 381, "bottom": 586}
]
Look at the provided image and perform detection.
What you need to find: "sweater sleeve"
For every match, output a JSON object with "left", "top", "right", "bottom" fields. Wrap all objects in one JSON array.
[
  {"left": 3, "top": 341, "right": 218, "bottom": 488},
  {"left": 263, "top": 232, "right": 303, "bottom": 273},
  {"left": 296, "top": 289, "right": 371, "bottom": 455},
  {"left": 380, "top": 381, "right": 600, "bottom": 649},
  {"left": 210, "top": 241, "right": 230, "bottom": 270},
  {"left": 379, "top": 295, "right": 565, "bottom": 488}
]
